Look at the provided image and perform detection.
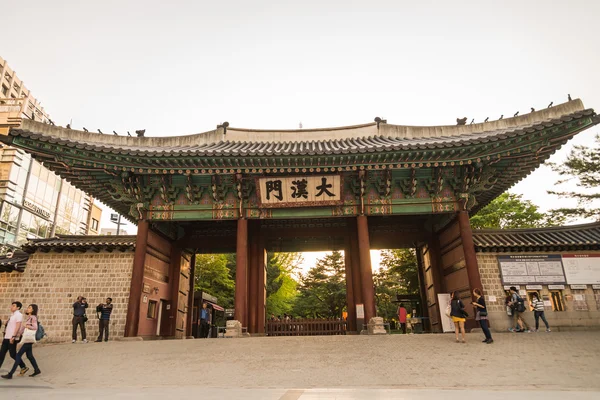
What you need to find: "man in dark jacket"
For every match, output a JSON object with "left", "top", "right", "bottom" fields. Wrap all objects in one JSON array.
[
  {"left": 72, "top": 296, "right": 89, "bottom": 343},
  {"left": 95, "top": 298, "right": 113, "bottom": 342}
]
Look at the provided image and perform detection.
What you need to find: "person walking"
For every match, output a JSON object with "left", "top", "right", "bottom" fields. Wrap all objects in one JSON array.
[
  {"left": 397, "top": 303, "right": 408, "bottom": 334},
  {"left": 471, "top": 288, "right": 493, "bottom": 344},
  {"left": 0, "top": 302, "right": 28, "bottom": 375},
  {"left": 508, "top": 287, "right": 530, "bottom": 332},
  {"left": 531, "top": 292, "right": 551, "bottom": 332},
  {"left": 1, "top": 304, "right": 41, "bottom": 379},
  {"left": 450, "top": 291, "right": 467, "bottom": 343},
  {"left": 72, "top": 296, "right": 89, "bottom": 343},
  {"left": 95, "top": 298, "right": 113, "bottom": 342}
]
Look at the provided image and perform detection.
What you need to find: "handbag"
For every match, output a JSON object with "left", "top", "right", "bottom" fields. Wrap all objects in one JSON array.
[
  {"left": 21, "top": 328, "right": 37, "bottom": 344},
  {"left": 479, "top": 311, "right": 488, "bottom": 317},
  {"left": 83, "top": 314, "right": 89, "bottom": 323}
]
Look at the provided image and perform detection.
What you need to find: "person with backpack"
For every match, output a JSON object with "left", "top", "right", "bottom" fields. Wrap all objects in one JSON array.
[
  {"left": 531, "top": 292, "right": 551, "bottom": 332},
  {"left": 1, "top": 304, "right": 41, "bottom": 379},
  {"left": 508, "top": 287, "right": 530, "bottom": 332},
  {"left": 450, "top": 291, "right": 467, "bottom": 343}
]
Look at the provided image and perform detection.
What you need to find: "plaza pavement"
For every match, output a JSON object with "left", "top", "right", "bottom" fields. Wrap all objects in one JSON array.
[{"left": 0, "top": 331, "right": 599, "bottom": 399}]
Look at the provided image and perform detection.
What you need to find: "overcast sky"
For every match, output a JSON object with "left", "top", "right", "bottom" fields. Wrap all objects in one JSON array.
[{"left": 2, "top": 1, "right": 599, "bottom": 269}]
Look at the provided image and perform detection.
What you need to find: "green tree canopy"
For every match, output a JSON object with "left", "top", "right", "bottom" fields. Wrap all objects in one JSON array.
[
  {"left": 194, "top": 254, "right": 236, "bottom": 308},
  {"left": 266, "top": 252, "right": 301, "bottom": 317},
  {"left": 374, "top": 249, "right": 419, "bottom": 319},
  {"left": 548, "top": 134, "right": 600, "bottom": 222},
  {"left": 469, "top": 192, "right": 558, "bottom": 229},
  {"left": 292, "top": 251, "right": 346, "bottom": 318}
]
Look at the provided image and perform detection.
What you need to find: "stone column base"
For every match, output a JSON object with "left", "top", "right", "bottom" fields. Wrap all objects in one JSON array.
[
  {"left": 367, "top": 317, "right": 387, "bottom": 335},
  {"left": 224, "top": 320, "right": 243, "bottom": 338}
]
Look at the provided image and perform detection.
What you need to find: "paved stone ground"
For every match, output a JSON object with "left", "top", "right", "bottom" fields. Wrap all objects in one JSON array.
[{"left": 0, "top": 331, "right": 599, "bottom": 392}]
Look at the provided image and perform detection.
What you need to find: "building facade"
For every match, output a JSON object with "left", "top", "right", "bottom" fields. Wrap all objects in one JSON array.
[{"left": 0, "top": 56, "right": 101, "bottom": 249}]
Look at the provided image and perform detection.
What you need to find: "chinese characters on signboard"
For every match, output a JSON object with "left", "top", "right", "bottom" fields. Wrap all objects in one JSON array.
[
  {"left": 497, "top": 255, "right": 566, "bottom": 285},
  {"left": 257, "top": 176, "right": 342, "bottom": 207}
]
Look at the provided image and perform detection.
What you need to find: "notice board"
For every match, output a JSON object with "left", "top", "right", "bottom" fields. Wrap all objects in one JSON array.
[
  {"left": 562, "top": 254, "right": 600, "bottom": 285},
  {"left": 497, "top": 255, "right": 566, "bottom": 285}
]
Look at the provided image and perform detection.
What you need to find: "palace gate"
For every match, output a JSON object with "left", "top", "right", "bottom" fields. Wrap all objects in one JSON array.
[{"left": 1, "top": 99, "right": 597, "bottom": 336}]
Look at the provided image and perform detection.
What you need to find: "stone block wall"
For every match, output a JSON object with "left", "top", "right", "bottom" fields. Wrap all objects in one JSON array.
[
  {"left": 0, "top": 251, "right": 134, "bottom": 342},
  {"left": 476, "top": 252, "right": 600, "bottom": 331}
]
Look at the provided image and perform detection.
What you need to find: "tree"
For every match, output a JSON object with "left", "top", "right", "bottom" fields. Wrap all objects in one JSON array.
[
  {"left": 548, "top": 134, "right": 600, "bottom": 222},
  {"left": 469, "top": 192, "right": 558, "bottom": 229},
  {"left": 266, "top": 253, "right": 301, "bottom": 317},
  {"left": 374, "top": 249, "right": 419, "bottom": 319},
  {"left": 194, "top": 254, "right": 236, "bottom": 308},
  {"left": 293, "top": 251, "right": 346, "bottom": 318}
]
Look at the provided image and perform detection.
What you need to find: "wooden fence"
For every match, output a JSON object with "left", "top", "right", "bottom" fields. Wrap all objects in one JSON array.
[{"left": 266, "top": 319, "right": 347, "bottom": 336}]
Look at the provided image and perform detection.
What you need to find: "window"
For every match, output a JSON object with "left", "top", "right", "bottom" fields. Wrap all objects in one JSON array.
[
  {"left": 147, "top": 300, "right": 157, "bottom": 319},
  {"left": 550, "top": 291, "right": 564, "bottom": 311},
  {"left": 1, "top": 84, "right": 8, "bottom": 96},
  {"left": 91, "top": 218, "right": 99, "bottom": 231}
]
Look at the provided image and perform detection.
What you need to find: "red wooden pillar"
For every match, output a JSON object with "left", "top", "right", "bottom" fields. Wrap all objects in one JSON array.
[
  {"left": 125, "top": 219, "right": 149, "bottom": 337},
  {"left": 356, "top": 215, "right": 376, "bottom": 323},
  {"left": 248, "top": 222, "right": 258, "bottom": 334},
  {"left": 457, "top": 211, "right": 483, "bottom": 295},
  {"left": 235, "top": 218, "right": 249, "bottom": 327},
  {"left": 344, "top": 237, "right": 357, "bottom": 332},
  {"left": 350, "top": 225, "right": 363, "bottom": 326},
  {"left": 186, "top": 253, "right": 196, "bottom": 337},
  {"left": 168, "top": 246, "right": 182, "bottom": 336},
  {"left": 256, "top": 229, "right": 267, "bottom": 335}
]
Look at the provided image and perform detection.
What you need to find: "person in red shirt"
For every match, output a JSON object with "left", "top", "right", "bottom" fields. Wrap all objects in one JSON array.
[{"left": 397, "top": 303, "right": 408, "bottom": 334}]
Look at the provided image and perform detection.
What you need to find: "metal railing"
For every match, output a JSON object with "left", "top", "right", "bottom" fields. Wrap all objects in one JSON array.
[{"left": 266, "top": 318, "right": 347, "bottom": 336}]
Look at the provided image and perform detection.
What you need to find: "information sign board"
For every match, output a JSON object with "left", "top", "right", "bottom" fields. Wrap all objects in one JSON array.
[
  {"left": 562, "top": 254, "right": 600, "bottom": 285},
  {"left": 498, "top": 255, "right": 566, "bottom": 285}
]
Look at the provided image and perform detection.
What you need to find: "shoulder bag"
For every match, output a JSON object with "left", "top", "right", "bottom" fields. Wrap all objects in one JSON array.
[{"left": 21, "top": 328, "right": 37, "bottom": 344}]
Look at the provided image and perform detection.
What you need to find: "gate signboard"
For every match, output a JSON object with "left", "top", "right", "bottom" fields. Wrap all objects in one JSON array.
[
  {"left": 257, "top": 175, "right": 342, "bottom": 208},
  {"left": 497, "top": 255, "right": 566, "bottom": 285}
]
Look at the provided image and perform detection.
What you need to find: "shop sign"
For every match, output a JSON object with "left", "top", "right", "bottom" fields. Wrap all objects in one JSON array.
[
  {"left": 526, "top": 285, "right": 543, "bottom": 290},
  {"left": 257, "top": 175, "right": 342, "bottom": 208},
  {"left": 592, "top": 285, "right": 600, "bottom": 290},
  {"left": 22, "top": 199, "right": 51, "bottom": 219},
  {"left": 497, "top": 255, "right": 566, "bottom": 285},
  {"left": 570, "top": 284, "right": 588, "bottom": 290},
  {"left": 503, "top": 285, "right": 520, "bottom": 290},
  {"left": 143, "top": 283, "right": 151, "bottom": 294},
  {"left": 548, "top": 285, "right": 565, "bottom": 290}
]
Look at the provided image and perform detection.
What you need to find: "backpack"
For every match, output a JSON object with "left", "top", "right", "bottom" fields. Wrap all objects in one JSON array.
[
  {"left": 516, "top": 296, "right": 526, "bottom": 313},
  {"left": 35, "top": 321, "right": 46, "bottom": 341}
]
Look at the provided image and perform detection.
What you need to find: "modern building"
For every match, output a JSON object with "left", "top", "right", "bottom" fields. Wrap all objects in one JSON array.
[
  {"left": 101, "top": 227, "right": 129, "bottom": 236},
  {"left": 0, "top": 56, "right": 101, "bottom": 249},
  {"left": 0, "top": 56, "right": 49, "bottom": 123}
]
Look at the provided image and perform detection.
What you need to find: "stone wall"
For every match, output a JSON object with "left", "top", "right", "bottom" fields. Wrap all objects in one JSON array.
[
  {"left": 0, "top": 251, "right": 134, "bottom": 342},
  {"left": 476, "top": 252, "right": 600, "bottom": 331}
]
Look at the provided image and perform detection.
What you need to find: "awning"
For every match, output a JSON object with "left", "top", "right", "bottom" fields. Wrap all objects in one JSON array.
[{"left": 206, "top": 301, "right": 224, "bottom": 312}]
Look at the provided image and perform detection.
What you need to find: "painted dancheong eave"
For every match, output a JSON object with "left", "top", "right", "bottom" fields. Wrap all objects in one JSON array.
[{"left": 0, "top": 100, "right": 597, "bottom": 221}]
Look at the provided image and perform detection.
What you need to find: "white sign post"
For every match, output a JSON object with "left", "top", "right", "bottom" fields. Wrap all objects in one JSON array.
[{"left": 437, "top": 293, "right": 454, "bottom": 333}]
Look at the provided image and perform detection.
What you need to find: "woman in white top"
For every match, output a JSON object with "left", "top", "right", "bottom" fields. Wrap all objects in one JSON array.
[{"left": 531, "top": 292, "right": 551, "bottom": 332}]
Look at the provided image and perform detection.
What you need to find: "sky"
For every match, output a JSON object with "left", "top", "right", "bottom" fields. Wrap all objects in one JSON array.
[{"left": 2, "top": 1, "right": 599, "bottom": 271}]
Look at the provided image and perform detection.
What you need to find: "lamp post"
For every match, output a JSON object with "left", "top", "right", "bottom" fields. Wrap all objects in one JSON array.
[{"left": 110, "top": 213, "right": 127, "bottom": 235}]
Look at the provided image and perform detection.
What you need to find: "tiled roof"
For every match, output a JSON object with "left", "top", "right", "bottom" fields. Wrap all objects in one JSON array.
[
  {"left": 22, "top": 235, "right": 136, "bottom": 253},
  {"left": 8, "top": 110, "right": 596, "bottom": 157},
  {"left": 0, "top": 250, "right": 29, "bottom": 273},
  {"left": 473, "top": 222, "right": 600, "bottom": 252}
]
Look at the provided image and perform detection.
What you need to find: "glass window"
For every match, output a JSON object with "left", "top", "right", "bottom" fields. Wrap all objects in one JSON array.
[
  {"left": 91, "top": 219, "right": 99, "bottom": 231},
  {"left": 550, "top": 291, "right": 564, "bottom": 311},
  {"left": 147, "top": 300, "right": 157, "bottom": 319}
]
